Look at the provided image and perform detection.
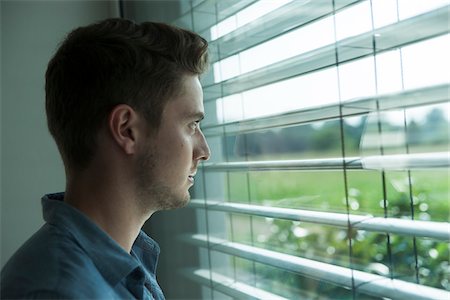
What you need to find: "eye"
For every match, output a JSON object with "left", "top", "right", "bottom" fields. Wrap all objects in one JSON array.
[{"left": 189, "top": 121, "right": 200, "bottom": 132}]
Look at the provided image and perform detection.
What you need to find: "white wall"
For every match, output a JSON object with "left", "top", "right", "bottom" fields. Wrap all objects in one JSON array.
[{"left": 1, "top": 0, "right": 118, "bottom": 267}]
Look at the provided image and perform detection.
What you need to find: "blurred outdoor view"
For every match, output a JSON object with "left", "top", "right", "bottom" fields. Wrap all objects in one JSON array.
[
  {"left": 200, "top": 0, "right": 450, "bottom": 298},
  {"left": 218, "top": 105, "right": 449, "bottom": 297}
]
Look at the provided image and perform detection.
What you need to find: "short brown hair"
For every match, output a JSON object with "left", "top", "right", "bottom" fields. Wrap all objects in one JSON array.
[{"left": 45, "top": 18, "right": 208, "bottom": 170}]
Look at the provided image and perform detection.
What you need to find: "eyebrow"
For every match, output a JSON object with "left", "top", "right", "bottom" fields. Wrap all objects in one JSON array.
[{"left": 186, "top": 111, "right": 205, "bottom": 121}]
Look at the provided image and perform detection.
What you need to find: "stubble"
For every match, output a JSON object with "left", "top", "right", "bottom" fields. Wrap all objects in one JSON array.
[{"left": 135, "top": 149, "right": 190, "bottom": 212}]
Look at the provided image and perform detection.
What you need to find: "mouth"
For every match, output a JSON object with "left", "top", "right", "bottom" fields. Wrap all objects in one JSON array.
[
  {"left": 188, "top": 173, "right": 196, "bottom": 183},
  {"left": 188, "top": 171, "right": 197, "bottom": 184}
]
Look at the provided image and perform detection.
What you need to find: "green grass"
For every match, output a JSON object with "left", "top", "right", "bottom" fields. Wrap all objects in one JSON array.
[{"left": 225, "top": 169, "right": 449, "bottom": 221}]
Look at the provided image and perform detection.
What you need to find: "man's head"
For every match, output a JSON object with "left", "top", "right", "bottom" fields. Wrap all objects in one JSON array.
[
  {"left": 45, "top": 18, "right": 209, "bottom": 171},
  {"left": 135, "top": 74, "right": 210, "bottom": 209}
]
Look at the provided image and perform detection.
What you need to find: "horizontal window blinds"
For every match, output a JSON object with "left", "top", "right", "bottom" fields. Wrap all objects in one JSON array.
[
  {"left": 182, "top": 234, "right": 449, "bottom": 300},
  {"left": 169, "top": 0, "right": 450, "bottom": 299},
  {"left": 188, "top": 199, "right": 449, "bottom": 241}
]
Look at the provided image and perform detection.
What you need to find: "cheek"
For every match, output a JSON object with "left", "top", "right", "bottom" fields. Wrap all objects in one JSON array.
[
  {"left": 162, "top": 133, "right": 193, "bottom": 163},
  {"left": 179, "top": 138, "right": 193, "bottom": 159},
  {"left": 156, "top": 126, "right": 193, "bottom": 159}
]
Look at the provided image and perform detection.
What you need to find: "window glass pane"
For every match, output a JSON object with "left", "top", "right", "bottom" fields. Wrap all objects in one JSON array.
[
  {"left": 416, "top": 238, "right": 450, "bottom": 290},
  {"left": 372, "top": 0, "right": 398, "bottom": 28},
  {"left": 398, "top": 0, "right": 450, "bottom": 20},
  {"left": 375, "top": 49, "right": 403, "bottom": 94},
  {"left": 238, "top": 17, "right": 335, "bottom": 75},
  {"left": 360, "top": 103, "right": 450, "bottom": 156},
  {"left": 346, "top": 170, "right": 385, "bottom": 217},
  {"left": 410, "top": 170, "right": 449, "bottom": 223},
  {"left": 213, "top": 16, "right": 334, "bottom": 82},
  {"left": 213, "top": 54, "right": 240, "bottom": 83},
  {"left": 145, "top": 0, "right": 450, "bottom": 298},
  {"left": 209, "top": 251, "right": 234, "bottom": 282},
  {"left": 402, "top": 34, "right": 450, "bottom": 90},
  {"left": 222, "top": 170, "right": 347, "bottom": 212},
  {"left": 253, "top": 261, "right": 356, "bottom": 299},
  {"left": 216, "top": 67, "right": 339, "bottom": 122},
  {"left": 211, "top": 0, "right": 292, "bottom": 40},
  {"left": 338, "top": 56, "right": 376, "bottom": 101},
  {"left": 334, "top": 0, "right": 372, "bottom": 40}
]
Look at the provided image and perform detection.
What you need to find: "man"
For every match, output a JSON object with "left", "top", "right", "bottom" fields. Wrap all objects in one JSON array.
[{"left": 1, "top": 18, "right": 210, "bottom": 299}]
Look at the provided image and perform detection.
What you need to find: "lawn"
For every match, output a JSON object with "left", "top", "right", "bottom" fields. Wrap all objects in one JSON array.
[{"left": 225, "top": 169, "right": 449, "bottom": 221}]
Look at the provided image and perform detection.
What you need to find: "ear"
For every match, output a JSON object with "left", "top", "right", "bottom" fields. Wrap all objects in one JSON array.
[{"left": 108, "top": 104, "right": 141, "bottom": 155}]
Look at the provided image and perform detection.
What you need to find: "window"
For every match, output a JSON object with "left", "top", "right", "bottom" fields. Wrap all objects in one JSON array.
[{"left": 128, "top": 0, "right": 450, "bottom": 299}]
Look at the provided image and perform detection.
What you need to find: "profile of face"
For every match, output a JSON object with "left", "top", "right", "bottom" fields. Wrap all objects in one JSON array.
[{"left": 135, "top": 75, "right": 210, "bottom": 211}]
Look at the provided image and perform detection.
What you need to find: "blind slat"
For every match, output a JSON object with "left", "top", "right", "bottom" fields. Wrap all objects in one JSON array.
[
  {"left": 180, "top": 269, "right": 288, "bottom": 300},
  {"left": 204, "top": 5, "right": 449, "bottom": 100},
  {"left": 209, "top": 0, "right": 360, "bottom": 61},
  {"left": 203, "top": 84, "right": 449, "bottom": 136},
  {"left": 173, "top": 0, "right": 257, "bottom": 32},
  {"left": 189, "top": 200, "right": 450, "bottom": 241},
  {"left": 202, "top": 156, "right": 361, "bottom": 171},
  {"left": 183, "top": 234, "right": 450, "bottom": 300},
  {"left": 201, "top": 152, "right": 450, "bottom": 171}
]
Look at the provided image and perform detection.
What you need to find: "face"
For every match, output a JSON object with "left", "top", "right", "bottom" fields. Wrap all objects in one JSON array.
[{"left": 135, "top": 75, "right": 210, "bottom": 211}]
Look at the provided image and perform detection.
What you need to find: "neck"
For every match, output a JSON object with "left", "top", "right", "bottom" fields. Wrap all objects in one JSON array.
[{"left": 64, "top": 167, "right": 153, "bottom": 253}]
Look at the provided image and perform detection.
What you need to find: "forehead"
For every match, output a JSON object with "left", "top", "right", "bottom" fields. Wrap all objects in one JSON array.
[{"left": 165, "top": 75, "right": 204, "bottom": 119}]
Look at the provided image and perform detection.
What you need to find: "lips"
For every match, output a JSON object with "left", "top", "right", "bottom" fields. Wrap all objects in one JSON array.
[{"left": 188, "top": 170, "right": 197, "bottom": 184}]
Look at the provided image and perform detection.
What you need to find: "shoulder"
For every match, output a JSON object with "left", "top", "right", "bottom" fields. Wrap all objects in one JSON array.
[{"left": 1, "top": 224, "right": 111, "bottom": 299}]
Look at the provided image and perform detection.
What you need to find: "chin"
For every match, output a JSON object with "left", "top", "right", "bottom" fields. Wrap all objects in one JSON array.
[
  {"left": 173, "top": 191, "right": 191, "bottom": 209},
  {"left": 137, "top": 183, "right": 191, "bottom": 211},
  {"left": 158, "top": 190, "right": 191, "bottom": 211}
]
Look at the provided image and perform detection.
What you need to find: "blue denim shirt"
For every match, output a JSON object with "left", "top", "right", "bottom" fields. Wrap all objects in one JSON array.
[{"left": 1, "top": 193, "right": 165, "bottom": 299}]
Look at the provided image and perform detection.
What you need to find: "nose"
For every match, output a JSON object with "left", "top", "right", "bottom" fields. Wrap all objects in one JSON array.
[{"left": 194, "top": 130, "right": 211, "bottom": 161}]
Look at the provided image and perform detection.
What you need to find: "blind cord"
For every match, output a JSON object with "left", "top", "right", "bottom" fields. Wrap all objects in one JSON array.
[
  {"left": 369, "top": 0, "right": 395, "bottom": 282},
  {"left": 332, "top": 0, "right": 356, "bottom": 298},
  {"left": 395, "top": 0, "right": 420, "bottom": 283}
]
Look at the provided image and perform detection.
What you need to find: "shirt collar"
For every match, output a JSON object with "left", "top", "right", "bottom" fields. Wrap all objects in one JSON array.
[{"left": 42, "top": 193, "right": 160, "bottom": 287}]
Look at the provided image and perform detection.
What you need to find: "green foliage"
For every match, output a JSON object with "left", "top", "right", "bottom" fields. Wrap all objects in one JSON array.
[
  {"left": 226, "top": 170, "right": 449, "bottom": 296},
  {"left": 222, "top": 108, "right": 449, "bottom": 297}
]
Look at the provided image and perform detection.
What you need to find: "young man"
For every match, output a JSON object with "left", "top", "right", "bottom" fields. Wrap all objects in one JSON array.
[{"left": 1, "top": 18, "right": 210, "bottom": 299}]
